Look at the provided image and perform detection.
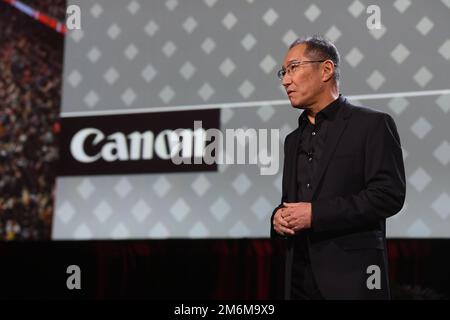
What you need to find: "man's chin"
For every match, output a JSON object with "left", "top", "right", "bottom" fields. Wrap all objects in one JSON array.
[
  {"left": 288, "top": 97, "right": 307, "bottom": 109},
  {"left": 289, "top": 101, "right": 307, "bottom": 110}
]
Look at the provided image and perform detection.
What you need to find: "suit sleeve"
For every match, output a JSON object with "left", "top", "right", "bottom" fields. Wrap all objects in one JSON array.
[
  {"left": 270, "top": 134, "right": 290, "bottom": 238},
  {"left": 312, "top": 113, "right": 406, "bottom": 233}
]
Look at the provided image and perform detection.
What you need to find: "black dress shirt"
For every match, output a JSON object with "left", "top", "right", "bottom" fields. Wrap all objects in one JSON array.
[{"left": 293, "top": 96, "right": 341, "bottom": 261}]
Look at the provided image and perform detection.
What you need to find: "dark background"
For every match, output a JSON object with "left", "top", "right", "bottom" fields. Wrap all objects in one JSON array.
[{"left": 0, "top": 239, "right": 448, "bottom": 299}]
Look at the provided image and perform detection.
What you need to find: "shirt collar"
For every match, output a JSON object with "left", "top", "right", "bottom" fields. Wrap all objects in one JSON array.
[{"left": 298, "top": 94, "right": 343, "bottom": 126}]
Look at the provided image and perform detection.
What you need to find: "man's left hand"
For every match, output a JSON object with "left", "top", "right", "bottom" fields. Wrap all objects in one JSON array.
[{"left": 282, "top": 202, "right": 312, "bottom": 232}]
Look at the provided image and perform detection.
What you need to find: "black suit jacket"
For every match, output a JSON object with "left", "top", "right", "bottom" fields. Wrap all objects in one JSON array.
[{"left": 271, "top": 96, "right": 406, "bottom": 300}]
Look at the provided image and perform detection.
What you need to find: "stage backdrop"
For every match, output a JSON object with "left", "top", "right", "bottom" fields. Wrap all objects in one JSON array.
[{"left": 53, "top": 0, "right": 450, "bottom": 239}]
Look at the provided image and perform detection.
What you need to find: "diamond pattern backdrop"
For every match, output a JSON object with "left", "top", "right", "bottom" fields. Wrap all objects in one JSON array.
[{"left": 54, "top": 0, "right": 450, "bottom": 239}]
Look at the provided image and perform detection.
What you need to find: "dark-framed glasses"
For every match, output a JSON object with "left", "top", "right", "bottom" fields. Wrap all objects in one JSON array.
[{"left": 277, "top": 60, "right": 326, "bottom": 80}]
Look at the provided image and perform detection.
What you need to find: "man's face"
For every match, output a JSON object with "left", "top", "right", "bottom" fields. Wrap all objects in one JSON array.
[{"left": 281, "top": 44, "right": 324, "bottom": 109}]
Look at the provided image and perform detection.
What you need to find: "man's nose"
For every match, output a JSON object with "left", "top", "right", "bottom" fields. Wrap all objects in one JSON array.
[{"left": 282, "top": 75, "right": 291, "bottom": 88}]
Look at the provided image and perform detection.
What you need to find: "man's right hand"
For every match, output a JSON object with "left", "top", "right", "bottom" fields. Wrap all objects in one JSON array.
[{"left": 273, "top": 207, "right": 295, "bottom": 236}]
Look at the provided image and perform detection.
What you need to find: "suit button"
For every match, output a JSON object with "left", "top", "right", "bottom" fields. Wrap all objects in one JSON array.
[
  {"left": 308, "top": 157, "right": 313, "bottom": 162},
  {"left": 312, "top": 131, "right": 316, "bottom": 136},
  {"left": 306, "top": 183, "right": 311, "bottom": 189}
]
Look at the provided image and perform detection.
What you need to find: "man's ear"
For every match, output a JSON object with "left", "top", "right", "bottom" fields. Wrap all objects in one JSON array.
[{"left": 322, "top": 60, "right": 335, "bottom": 82}]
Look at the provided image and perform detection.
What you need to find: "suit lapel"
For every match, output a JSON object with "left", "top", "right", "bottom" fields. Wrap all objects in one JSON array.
[
  {"left": 310, "top": 100, "right": 352, "bottom": 198},
  {"left": 286, "top": 112, "right": 309, "bottom": 201},
  {"left": 287, "top": 128, "right": 301, "bottom": 202}
]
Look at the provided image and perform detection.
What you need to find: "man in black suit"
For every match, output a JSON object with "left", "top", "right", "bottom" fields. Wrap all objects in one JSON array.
[{"left": 271, "top": 35, "right": 406, "bottom": 300}]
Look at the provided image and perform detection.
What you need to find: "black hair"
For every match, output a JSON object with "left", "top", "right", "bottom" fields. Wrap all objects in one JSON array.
[{"left": 289, "top": 35, "right": 340, "bottom": 81}]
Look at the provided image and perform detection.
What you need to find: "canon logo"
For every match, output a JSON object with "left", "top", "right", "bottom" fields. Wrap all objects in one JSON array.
[{"left": 70, "top": 127, "right": 207, "bottom": 163}]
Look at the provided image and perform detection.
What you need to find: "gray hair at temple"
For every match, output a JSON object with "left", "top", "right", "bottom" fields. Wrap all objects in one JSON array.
[{"left": 289, "top": 35, "right": 341, "bottom": 82}]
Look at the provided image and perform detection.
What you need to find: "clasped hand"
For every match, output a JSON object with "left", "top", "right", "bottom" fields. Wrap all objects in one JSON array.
[{"left": 273, "top": 202, "right": 312, "bottom": 236}]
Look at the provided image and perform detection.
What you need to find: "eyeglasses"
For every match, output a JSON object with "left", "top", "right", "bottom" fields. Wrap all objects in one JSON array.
[{"left": 277, "top": 60, "right": 326, "bottom": 80}]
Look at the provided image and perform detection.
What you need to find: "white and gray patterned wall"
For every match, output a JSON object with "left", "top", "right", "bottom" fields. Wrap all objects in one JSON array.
[{"left": 53, "top": 0, "right": 450, "bottom": 239}]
